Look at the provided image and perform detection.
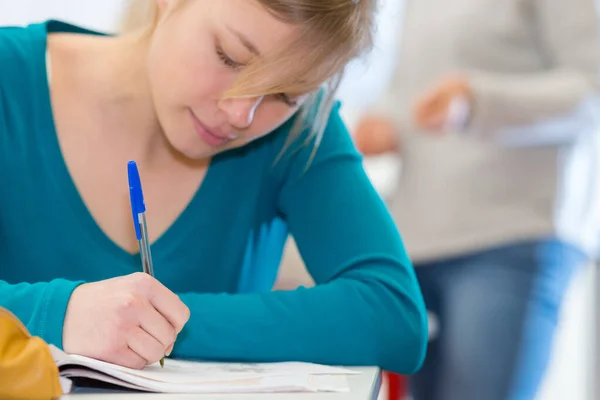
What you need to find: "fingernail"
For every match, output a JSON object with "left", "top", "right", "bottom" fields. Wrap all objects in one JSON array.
[{"left": 166, "top": 345, "right": 173, "bottom": 357}]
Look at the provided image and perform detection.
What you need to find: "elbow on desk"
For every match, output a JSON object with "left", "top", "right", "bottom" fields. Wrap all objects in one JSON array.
[{"left": 373, "top": 282, "right": 429, "bottom": 375}]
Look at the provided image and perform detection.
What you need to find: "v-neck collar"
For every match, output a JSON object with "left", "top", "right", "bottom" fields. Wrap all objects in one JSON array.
[{"left": 31, "top": 20, "right": 222, "bottom": 268}]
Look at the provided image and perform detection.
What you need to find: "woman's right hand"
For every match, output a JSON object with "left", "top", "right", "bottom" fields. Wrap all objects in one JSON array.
[
  {"left": 62, "top": 272, "right": 190, "bottom": 369},
  {"left": 353, "top": 115, "right": 400, "bottom": 156}
]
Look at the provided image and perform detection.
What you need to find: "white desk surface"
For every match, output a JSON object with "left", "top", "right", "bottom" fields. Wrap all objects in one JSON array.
[{"left": 60, "top": 367, "right": 381, "bottom": 400}]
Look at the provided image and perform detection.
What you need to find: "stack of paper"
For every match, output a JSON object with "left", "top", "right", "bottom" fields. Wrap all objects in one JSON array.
[{"left": 50, "top": 345, "right": 359, "bottom": 394}]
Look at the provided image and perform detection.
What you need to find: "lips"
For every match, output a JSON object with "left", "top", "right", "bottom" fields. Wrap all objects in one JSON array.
[{"left": 190, "top": 110, "right": 235, "bottom": 147}]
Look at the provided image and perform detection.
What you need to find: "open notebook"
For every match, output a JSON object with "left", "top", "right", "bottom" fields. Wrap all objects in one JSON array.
[{"left": 50, "top": 345, "right": 359, "bottom": 394}]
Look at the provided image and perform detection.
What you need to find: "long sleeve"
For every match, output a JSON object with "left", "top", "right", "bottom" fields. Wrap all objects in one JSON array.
[
  {"left": 466, "top": 0, "right": 600, "bottom": 141},
  {"left": 172, "top": 106, "right": 428, "bottom": 374},
  {"left": 0, "top": 279, "right": 83, "bottom": 349}
]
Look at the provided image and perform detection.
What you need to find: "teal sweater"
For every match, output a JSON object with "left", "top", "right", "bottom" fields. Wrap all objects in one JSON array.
[{"left": 0, "top": 21, "right": 427, "bottom": 374}]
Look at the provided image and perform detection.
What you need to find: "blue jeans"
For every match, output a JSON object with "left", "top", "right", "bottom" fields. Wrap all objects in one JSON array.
[{"left": 410, "top": 238, "right": 587, "bottom": 400}]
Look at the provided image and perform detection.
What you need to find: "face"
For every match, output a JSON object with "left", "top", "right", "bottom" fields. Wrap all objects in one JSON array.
[{"left": 146, "top": 0, "right": 310, "bottom": 160}]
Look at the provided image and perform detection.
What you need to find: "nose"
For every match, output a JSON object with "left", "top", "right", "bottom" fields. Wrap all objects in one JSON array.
[{"left": 218, "top": 96, "right": 264, "bottom": 129}]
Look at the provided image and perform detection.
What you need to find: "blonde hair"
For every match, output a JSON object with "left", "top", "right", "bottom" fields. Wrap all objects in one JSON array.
[{"left": 120, "top": 0, "right": 376, "bottom": 162}]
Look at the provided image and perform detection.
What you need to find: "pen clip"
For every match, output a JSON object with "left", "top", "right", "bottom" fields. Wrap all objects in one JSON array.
[{"left": 127, "top": 161, "right": 146, "bottom": 241}]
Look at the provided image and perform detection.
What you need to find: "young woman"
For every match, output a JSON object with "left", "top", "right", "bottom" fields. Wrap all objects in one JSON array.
[
  {"left": 0, "top": 0, "right": 428, "bottom": 374},
  {"left": 355, "top": 0, "right": 600, "bottom": 398}
]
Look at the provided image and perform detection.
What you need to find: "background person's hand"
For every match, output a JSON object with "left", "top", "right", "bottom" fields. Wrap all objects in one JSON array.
[
  {"left": 353, "top": 115, "right": 400, "bottom": 156},
  {"left": 413, "top": 75, "right": 474, "bottom": 132},
  {"left": 63, "top": 272, "right": 190, "bottom": 369}
]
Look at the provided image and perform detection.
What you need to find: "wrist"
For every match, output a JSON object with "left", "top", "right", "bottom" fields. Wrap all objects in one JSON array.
[{"left": 41, "top": 279, "right": 85, "bottom": 351}]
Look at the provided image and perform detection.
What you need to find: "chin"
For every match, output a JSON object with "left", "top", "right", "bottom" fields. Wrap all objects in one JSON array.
[
  {"left": 163, "top": 130, "right": 211, "bottom": 161},
  {"left": 176, "top": 147, "right": 211, "bottom": 161},
  {"left": 176, "top": 144, "right": 216, "bottom": 161}
]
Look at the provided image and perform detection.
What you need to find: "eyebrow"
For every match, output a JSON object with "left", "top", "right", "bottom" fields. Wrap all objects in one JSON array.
[{"left": 226, "top": 25, "right": 261, "bottom": 56}]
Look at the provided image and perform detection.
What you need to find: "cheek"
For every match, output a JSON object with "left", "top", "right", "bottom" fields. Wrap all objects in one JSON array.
[
  {"left": 175, "top": 53, "right": 239, "bottom": 108},
  {"left": 149, "top": 32, "right": 235, "bottom": 107},
  {"left": 178, "top": 60, "right": 232, "bottom": 104}
]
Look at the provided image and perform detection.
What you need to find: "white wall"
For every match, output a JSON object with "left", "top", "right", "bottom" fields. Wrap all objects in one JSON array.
[
  {"left": 1, "top": 2, "right": 595, "bottom": 399},
  {"left": 0, "top": 0, "right": 123, "bottom": 31}
]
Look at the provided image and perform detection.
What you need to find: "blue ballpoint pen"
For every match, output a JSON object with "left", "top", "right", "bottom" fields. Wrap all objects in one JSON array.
[{"left": 127, "top": 161, "right": 165, "bottom": 367}]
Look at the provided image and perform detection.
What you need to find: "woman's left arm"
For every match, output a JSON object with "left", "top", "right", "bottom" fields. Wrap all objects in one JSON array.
[
  {"left": 172, "top": 108, "right": 428, "bottom": 375},
  {"left": 466, "top": 0, "right": 600, "bottom": 135}
]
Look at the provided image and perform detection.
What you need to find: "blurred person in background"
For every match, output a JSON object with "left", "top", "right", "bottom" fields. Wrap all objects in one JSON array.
[{"left": 354, "top": 0, "right": 600, "bottom": 399}]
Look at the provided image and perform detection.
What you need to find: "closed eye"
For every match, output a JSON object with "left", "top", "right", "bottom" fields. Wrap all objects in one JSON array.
[
  {"left": 216, "top": 42, "right": 297, "bottom": 107},
  {"left": 216, "top": 45, "right": 243, "bottom": 69},
  {"left": 274, "top": 93, "right": 298, "bottom": 107}
]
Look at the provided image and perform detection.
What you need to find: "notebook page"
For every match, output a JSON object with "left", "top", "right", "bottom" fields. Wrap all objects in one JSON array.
[
  {"left": 117, "top": 359, "right": 359, "bottom": 384},
  {"left": 61, "top": 368, "right": 346, "bottom": 393},
  {"left": 50, "top": 345, "right": 358, "bottom": 385}
]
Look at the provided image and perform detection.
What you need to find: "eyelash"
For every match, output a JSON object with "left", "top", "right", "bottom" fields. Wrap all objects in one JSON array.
[
  {"left": 216, "top": 45, "right": 242, "bottom": 69},
  {"left": 274, "top": 93, "right": 298, "bottom": 107},
  {"left": 215, "top": 45, "right": 298, "bottom": 107}
]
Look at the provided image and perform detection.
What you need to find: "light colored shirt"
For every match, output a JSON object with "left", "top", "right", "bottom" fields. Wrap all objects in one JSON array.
[{"left": 372, "top": 0, "right": 600, "bottom": 262}]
